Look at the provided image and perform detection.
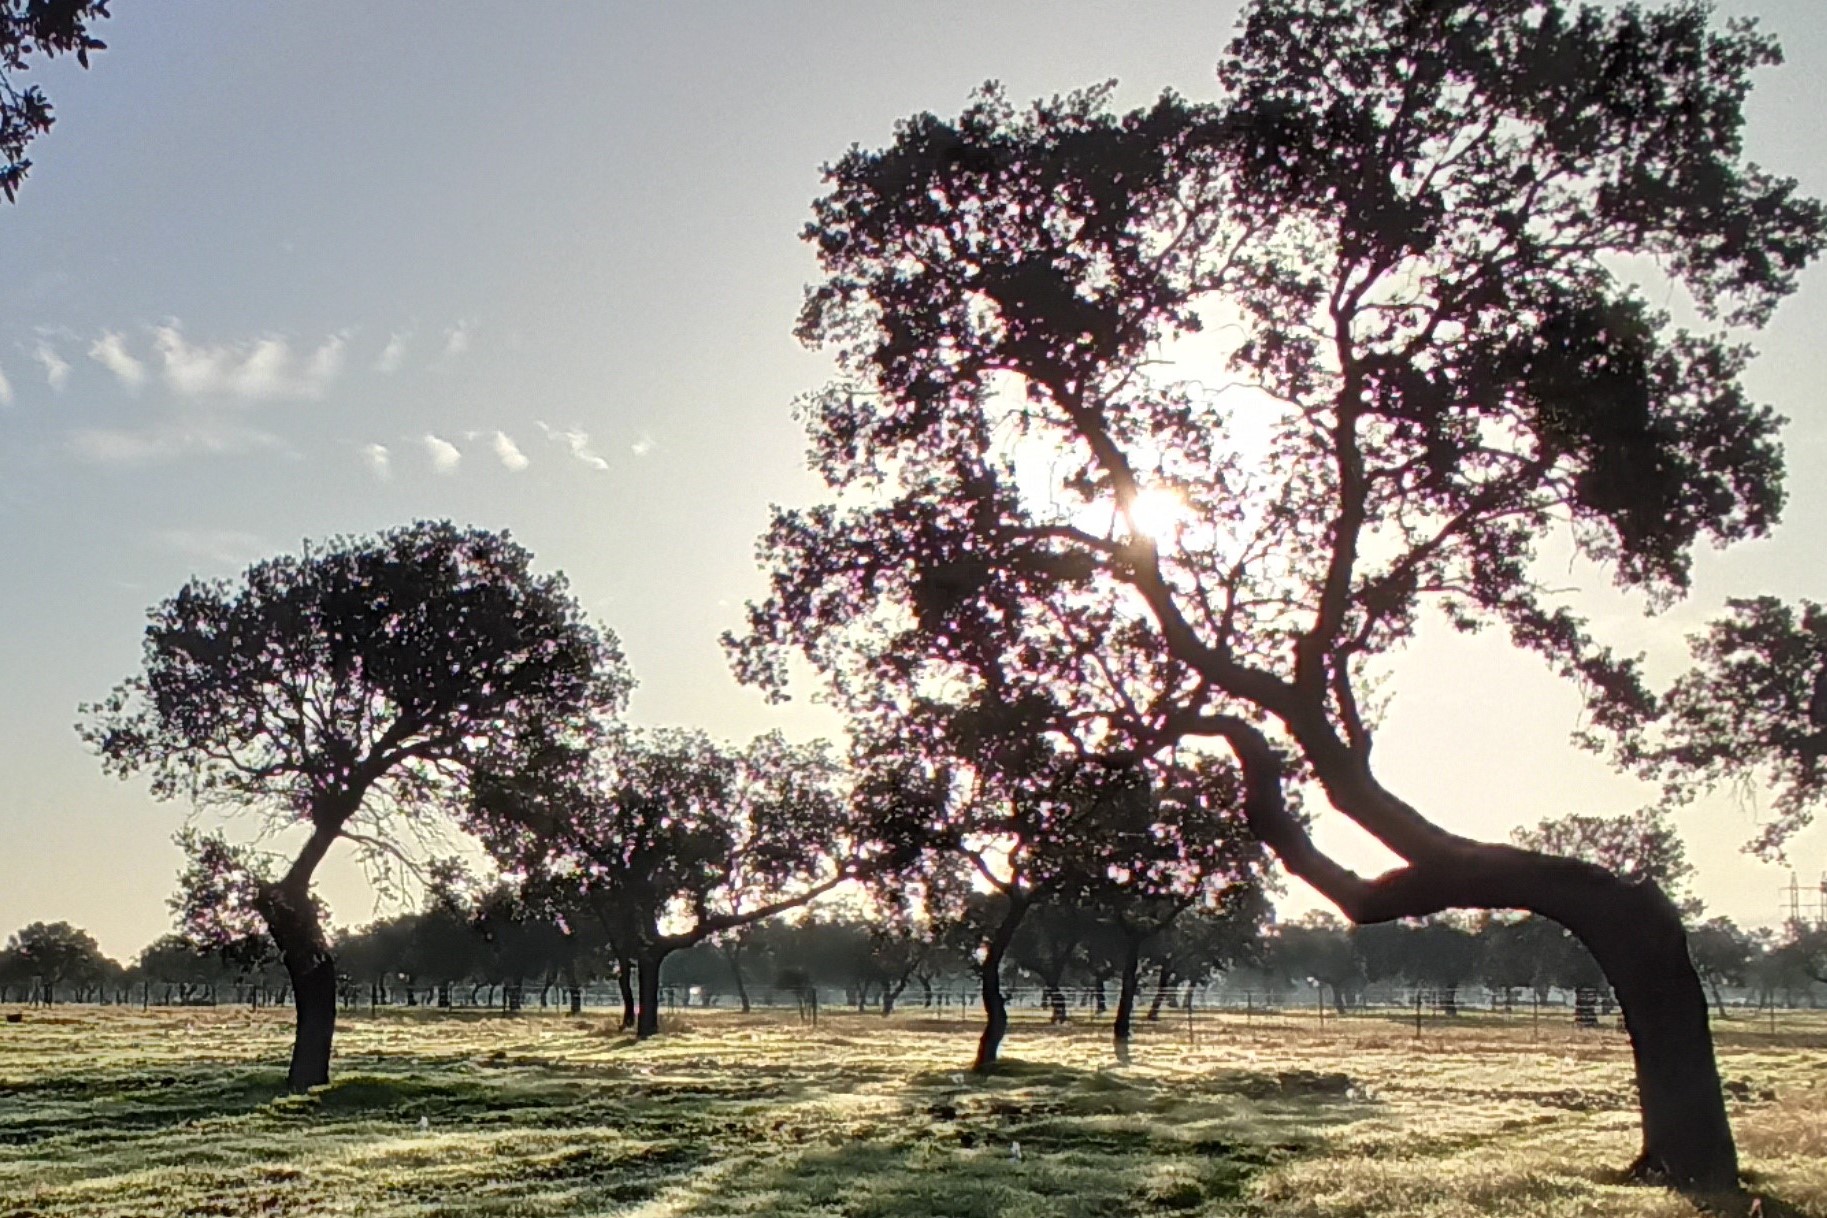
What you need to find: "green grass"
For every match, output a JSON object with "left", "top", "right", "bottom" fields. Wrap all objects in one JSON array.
[{"left": 0, "top": 1004, "right": 1822, "bottom": 1216}]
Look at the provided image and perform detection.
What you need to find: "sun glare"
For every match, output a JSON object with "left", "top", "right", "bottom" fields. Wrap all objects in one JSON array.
[{"left": 1124, "top": 487, "right": 1188, "bottom": 542}]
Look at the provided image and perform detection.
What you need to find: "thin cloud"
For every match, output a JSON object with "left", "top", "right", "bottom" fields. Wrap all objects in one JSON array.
[
  {"left": 361, "top": 442, "right": 392, "bottom": 481},
  {"left": 0, "top": 363, "right": 12, "bottom": 407},
  {"left": 68, "top": 420, "right": 285, "bottom": 466},
  {"left": 156, "top": 528, "right": 272, "bottom": 568},
  {"left": 422, "top": 433, "right": 461, "bottom": 475},
  {"left": 442, "top": 321, "right": 471, "bottom": 359},
  {"left": 376, "top": 332, "right": 407, "bottom": 374},
  {"left": 152, "top": 323, "right": 346, "bottom": 399},
  {"left": 535, "top": 420, "right": 610, "bottom": 471},
  {"left": 34, "top": 341, "right": 70, "bottom": 391},
  {"left": 491, "top": 430, "right": 529, "bottom": 472},
  {"left": 88, "top": 331, "right": 147, "bottom": 391},
  {"left": 630, "top": 432, "right": 657, "bottom": 458}
]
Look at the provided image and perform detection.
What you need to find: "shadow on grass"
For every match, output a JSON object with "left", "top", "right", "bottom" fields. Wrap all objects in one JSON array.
[{"left": 650, "top": 1054, "right": 1375, "bottom": 1217}]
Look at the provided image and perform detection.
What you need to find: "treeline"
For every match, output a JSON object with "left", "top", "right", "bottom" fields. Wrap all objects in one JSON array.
[{"left": 10, "top": 904, "right": 1825, "bottom": 1025}]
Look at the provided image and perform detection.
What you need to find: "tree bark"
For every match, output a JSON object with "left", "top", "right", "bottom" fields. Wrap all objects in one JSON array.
[
  {"left": 256, "top": 878, "right": 336, "bottom": 1093},
  {"left": 635, "top": 950, "right": 669, "bottom": 1039},
  {"left": 616, "top": 957, "right": 636, "bottom": 1030},
  {"left": 1112, "top": 935, "right": 1142, "bottom": 1049},
  {"left": 1190, "top": 713, "right": 1739, "bottom": 1192},
  {"left": 972, "top": 895, "right": 1029, "bottom": 1073},
  {"left": 1146, "top": 964, "right": 1174, "bottom": 1021}
]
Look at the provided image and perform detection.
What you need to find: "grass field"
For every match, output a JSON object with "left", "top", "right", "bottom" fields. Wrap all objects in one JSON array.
[{"left": 2, "top": 1004, "right": 1823, "bottom": 1217}]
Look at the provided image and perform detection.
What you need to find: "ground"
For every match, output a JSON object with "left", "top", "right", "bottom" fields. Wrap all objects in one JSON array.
[{"left": 1, "top": 1003, "right": 1822, "bottom": 1217}]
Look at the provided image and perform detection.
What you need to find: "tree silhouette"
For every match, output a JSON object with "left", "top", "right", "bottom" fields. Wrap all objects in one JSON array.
[
  {"left": 1, "top": 1, "right": 111, "bottom": 202},
  {"left": 471, "top": 728, "right": 855, "bottom": 1038},
  {"left": 731, "top": 0, "right": 1823, "bottom": 1189},
  {"left": 81, "top": 520, "right": 629, "bottom": 1089}
]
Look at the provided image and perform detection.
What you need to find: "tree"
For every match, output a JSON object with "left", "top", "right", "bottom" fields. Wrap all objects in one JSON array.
[
  {"left": 1513, "top": 807, "right": 1699, "bottom": 917},
  {"left": 4, "top": 921, "right": 109, "bottom": 1004},
  {"left": 730, "top": 0, "right": 1825, "bottom": 1188},
  {"left": 1, "top": 1, "right": 111, "bottom": 203},
  {"left": 1272, "top": 912, "right": 1361, "bottom": 1014},
  {"left": 1687, "top": 917, "right": 1755, "bottom": 1018},
  {"left": 81, "top": 521, "right": 630, "bottom": 1090},
  {"left": 472, "top": 728, "right": 855, "bottom": 1038}
]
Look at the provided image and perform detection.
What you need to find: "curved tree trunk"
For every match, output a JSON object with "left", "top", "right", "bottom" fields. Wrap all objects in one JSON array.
[
  {"left": 1201, "top": 715, "right": 1738, "bottom": 1191},
  {"left": 257, "top": 878, "right": 336, "bottom": 1093},
  {"left": 972, "top": 896, "right": 1029, "bottom": 1074}
]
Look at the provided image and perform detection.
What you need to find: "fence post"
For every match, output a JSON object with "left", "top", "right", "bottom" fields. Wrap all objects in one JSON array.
[
  {"left": 1186, "top": 986, "right": 1195, "bottom": 1047},
  {"left": 1414, "top": 990, "right": 1423, "bottom": 1037}
]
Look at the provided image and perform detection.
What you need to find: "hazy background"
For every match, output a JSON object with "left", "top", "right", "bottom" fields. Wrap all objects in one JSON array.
[{"left": 2, "top": 1, "right": 1823, "bottom": 959}]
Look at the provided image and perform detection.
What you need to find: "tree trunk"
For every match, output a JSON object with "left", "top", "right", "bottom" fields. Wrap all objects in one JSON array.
[
  {"left": 257, "top": 879, "right": 336, "bottom": 1093},
  {"left": 1113, "top": 935, "right": 1142, "bottom": 1049},
  {"left": 617, "top": 958, "right": 636, "bottom": 1030},
  {"left": 972, "top": 897, "right": 1029, "bottom": 1073},
  {"left": 1044, "top": 980, "right": 1069, "bottom": 1024},
  {"left": 1146, "top": 964, "right": 1174, "bottom": 1021},
  {"left": 1206, "top": 716, "right": 1739, "bottom": 1191},
  {"left": 635, "top": 950, "right": 668, "bottom": 1039}
]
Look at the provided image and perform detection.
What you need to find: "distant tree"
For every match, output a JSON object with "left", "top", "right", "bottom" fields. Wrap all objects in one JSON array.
[
  {"left": 1687, "top": 917, "right": 1756, "bottom": 1018},
  {"left": 1, "top": 0, "right": 111, "bottom": 203},
  {"left": 1143, "top": 894, "right": 1268, "bottom": 1020},
  {"left": 1272, "top": 912, "right": 1361, "bottom": 1015},
  {"left": 4, "top": 921, "right": 108, "bottom": 1004},
  {"left": 134, "top": 934, "right": 223, "bottom": 1005},
  {"left": 1512, "top": 808, "right": 1700, "bottom": 918},
  {"left": 473, "top": 728, "right": 855, "bottom": 1038},
  {"left": 81, "top": 521, "right": 630, "bottom": 1090}
]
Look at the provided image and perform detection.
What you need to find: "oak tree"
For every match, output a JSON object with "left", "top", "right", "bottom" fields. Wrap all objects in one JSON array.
[
  {"left": 731, "top": 0, "right": 1823, "bottom": 1188},
  {"left": 82, "top": 520, "right": 629, "bottom": 1088}
]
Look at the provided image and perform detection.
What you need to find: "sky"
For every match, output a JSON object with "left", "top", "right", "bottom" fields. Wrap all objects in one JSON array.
[{"left": 1, "top": 2, "right": 1824, "bottom": 962}]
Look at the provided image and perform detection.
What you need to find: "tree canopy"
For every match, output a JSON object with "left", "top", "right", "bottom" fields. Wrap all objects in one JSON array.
[
  {"left": 82, "top": 520, "right": 630, "bottom": 1087},
  {"left": 730, "top": 0, "right": 1824, "bottom": 1189},
  {"left": 1, "top": 0, "right": 110, "bottom": 202}
]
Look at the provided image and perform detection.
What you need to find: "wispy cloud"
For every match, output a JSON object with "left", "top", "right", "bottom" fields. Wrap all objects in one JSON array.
[
  {"left": 361, "top": 442, "right": 392, "bottom": 481},
  {"left": 68, "top": 420, "right": 285, "bottom": 466},
  {"left": 491, "top": 430, "right": 529, "bottom": 472},
  {"left": 376, "top": 332, "right": 407, "bottom": 374},
  {"left": 34, "top": 341, "right": 70, "bottom": 391},
  {"left": 535, "top": 420, "right": 610, "bottom": 472},
  {"left": 156, "top": 528, "right": 272, "bottom": 568},
  {"left": 88, "top": 331, "right": 147, "bottom": 391},
  {"left": 442, "top": 321, "right": 471, "bottom": 359},
  {"left": 422, "top": 433, "right": 461, "bottom": 475},
  {"left": 0, "top": 363, "right": 12, "bottom": 407},
  {"left": 630, "top": 432, "right": 656, "bottom": 458},
  {"left": 152, "top": 324, "right": 346, "bottom": 400}
]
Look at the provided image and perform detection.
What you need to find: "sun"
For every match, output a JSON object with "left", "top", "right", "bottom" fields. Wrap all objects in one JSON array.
[{"left": 1124, "top": 486, "right": 1188, "bottom": 542}]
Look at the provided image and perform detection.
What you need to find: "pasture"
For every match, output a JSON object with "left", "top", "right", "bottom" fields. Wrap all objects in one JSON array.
[{"left": 2, "top": 1005, "right": 1822, "bottom": 1217}]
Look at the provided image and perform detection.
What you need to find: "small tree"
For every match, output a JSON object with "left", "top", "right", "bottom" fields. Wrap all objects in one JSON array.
[
  {"left": 4, "top": 921, "right": 108, "bottom": 1005},
  {"left": 82, "top": 521, "right": 629, "bottom": 1089},
  {"left": 473, "top": 728, "right": 855, "bottom": 1038}
]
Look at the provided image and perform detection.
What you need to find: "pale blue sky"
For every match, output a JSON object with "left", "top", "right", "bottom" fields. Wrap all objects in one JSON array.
[{"left": 2, "top": 2, "right": 1823, "bottom": 959}]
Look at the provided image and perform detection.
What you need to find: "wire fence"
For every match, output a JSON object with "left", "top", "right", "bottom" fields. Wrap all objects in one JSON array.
[{"left": 647, "top": 982, "right": 1827, "bottom": 1045}]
